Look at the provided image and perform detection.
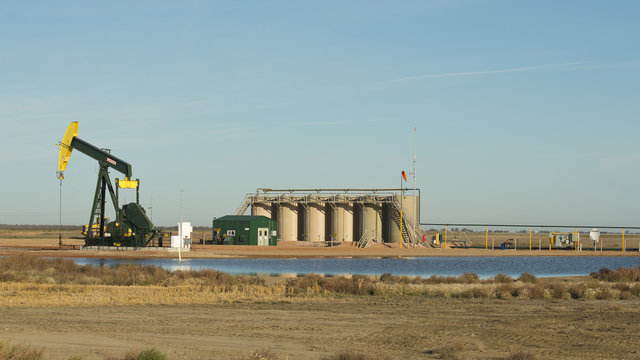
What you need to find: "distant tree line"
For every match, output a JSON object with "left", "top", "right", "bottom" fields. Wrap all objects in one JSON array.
[{"left": 0, "top": 224, "right": 81, "bottom": 229}]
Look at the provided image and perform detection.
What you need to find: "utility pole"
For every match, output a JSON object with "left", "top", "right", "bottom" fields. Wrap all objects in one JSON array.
[
  {"left": 59, "top": 177, "right": 63, "bottom": 248},
  {"left": 412, "top": 127, "right": 417, "bottom": 245},
  {"left": 400, "top": 173, "right": 403, "bottom": 248},
  {"left": 179, "top": 190, "right": 184, "bottom": 262}
]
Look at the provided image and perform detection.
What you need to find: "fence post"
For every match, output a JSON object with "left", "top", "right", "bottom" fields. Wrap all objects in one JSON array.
[
  {"left": 485, "top": 226, "right": 488, "bottom": 250},
  {"left": 445, "top": 225, "right": 447, "bottom": 248}
]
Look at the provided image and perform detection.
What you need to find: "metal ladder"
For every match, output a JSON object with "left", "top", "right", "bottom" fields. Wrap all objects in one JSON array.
[
  {"left": 233, "top": 194, "right": 251, "bottom": 215},
  {"left": 389, "top": 196, "right": 431, "bottom": 247},
  {"left": 357, "top": 230, "right": 376, "bottom": 248}
]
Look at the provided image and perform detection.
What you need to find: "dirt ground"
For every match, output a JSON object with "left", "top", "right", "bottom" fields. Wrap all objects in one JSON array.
[
  {"left": 1, "top": 298, "right": 639, "bottom": 360},
  {"left": 1, "top": 228, "right": 639, "bottom": 259}
]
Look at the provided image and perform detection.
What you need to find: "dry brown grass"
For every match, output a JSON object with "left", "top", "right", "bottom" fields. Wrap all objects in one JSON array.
[
  {"left": 241, "top": 348, "right": 279, "bottom": 360},
  {"left": 380, "top": 272, "right": 480, "bottom": 285},
  {"left": 1, "top": 255, "right": 640, "bottom": 306},
  {"left": 106, "top": 348, "right": 168, "bottom": 360},
  {"left": 494, "top": 273, "right": 514, "bottom": 283},
  {"left": 454, "top": 286, "right": 490, "bottom": 299},
  {"left": 0, "top": 255, "right": 262, "bottom": 288},
  {"left": 568, "top": 283, "right": 587, "bottom": 299},
  {"left": 590, "top": 266, "right": 640, "bottom": 282},
  {"left": 504, "top": 351, "right": 537, "bottom": 360},
  {"left": 494, "top": 283, "right": 518, "bottom": 299},
  {"left": 0, "top": 341, "right": 44, "bottom": 360},
  {"left": 434, "top": 345, "right": 459, "bottom": 360},
  {"left": 0, "top": 282, "right": 297, "bottom": 307},
  {"left": 320, "top": 351, "right": 389, "bottom": 360},
  {"left": 517, "top": 272, "right": 537, "bottom": 283}
]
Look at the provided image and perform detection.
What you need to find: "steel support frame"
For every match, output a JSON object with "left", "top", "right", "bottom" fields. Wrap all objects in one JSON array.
[{"left": 87, "top": 164, "right": 120, "bottom": 243}]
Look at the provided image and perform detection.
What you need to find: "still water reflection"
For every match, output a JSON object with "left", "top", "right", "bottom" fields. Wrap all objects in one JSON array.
[{"left": 71, "top": 256, "right": 640, "bottom": 278}]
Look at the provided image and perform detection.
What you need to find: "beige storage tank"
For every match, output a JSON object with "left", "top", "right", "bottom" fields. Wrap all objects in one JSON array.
[
  {"left": 303, "top": 197, "right": 326, "bottom": 242},
  {"left": 251, "top": 200, "right": 273, "bottom": 218},
  {"left": 330, "top": 196, "right": 354, "bottom": 243},
  {"left": 359, "top": 199, "right": 382, "bottom": 242},
  {"left": 276, "top": 198, "right": 298, "bottom": 242},
  {"left": 384, "top": 201, "right": 402, "bottom": 243},
  {"left": 385, "top": 194, "right": 420, "bottom": 243},
  {"left": 404, "top": 194, "right": 420, "bottom": 241}
]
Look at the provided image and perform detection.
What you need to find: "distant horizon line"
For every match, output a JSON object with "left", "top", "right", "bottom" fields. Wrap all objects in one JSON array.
[{"left": 2, "top": 223, "right": 638, "bottom": 232}]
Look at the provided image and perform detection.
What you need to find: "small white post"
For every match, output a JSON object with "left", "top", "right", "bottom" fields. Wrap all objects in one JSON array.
[{"left": 179, "top": 190, "right": 183, "bottom": 262}]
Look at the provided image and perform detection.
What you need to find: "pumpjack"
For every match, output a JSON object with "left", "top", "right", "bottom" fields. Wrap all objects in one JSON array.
[{"left": 57, "top": 122, "right": 158, "bottom": 247}]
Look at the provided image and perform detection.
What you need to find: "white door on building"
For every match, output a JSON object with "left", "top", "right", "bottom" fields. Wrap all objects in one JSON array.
[{"left": 258, "top": 228, "right": 269, "bottom": 246}]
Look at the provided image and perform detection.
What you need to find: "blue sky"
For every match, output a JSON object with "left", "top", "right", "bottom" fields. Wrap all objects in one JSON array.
[{"left": 1, "top": 0, "right": 638, "bottom": 227}]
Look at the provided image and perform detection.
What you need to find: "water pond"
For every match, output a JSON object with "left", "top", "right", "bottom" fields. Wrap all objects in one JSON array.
[{"left": 72, "top": 256, "right": 640, "bottom": 279}]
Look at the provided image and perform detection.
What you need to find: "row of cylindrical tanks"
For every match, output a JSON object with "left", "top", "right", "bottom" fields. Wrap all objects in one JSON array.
[{"left": 250, "top": 194, "right": 419, "bottom": 243}]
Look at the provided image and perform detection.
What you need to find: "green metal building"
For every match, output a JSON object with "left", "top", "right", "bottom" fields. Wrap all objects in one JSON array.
[{"left": 212, "top": 215, "right": 277, "bottom": 246}]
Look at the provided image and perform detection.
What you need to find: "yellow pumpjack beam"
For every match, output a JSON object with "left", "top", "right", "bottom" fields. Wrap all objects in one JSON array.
[{"left": 57, "top": 121, "right": 78, "bottom": 180}]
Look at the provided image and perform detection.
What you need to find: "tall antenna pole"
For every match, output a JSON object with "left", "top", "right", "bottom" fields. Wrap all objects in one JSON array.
[
  {"left": 413, "top": 127, "right": 417, "bottom": 245},
  {"left": 180, "top": 190, "right": 184, "bottom": 224},
  {"left": 400, "top": 173, "right": 403, "bottom": 248}
]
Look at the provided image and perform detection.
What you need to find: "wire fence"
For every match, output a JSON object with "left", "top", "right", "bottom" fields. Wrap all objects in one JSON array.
[{"left": 420, "top": 223, "right": 640, "bottom": 252}]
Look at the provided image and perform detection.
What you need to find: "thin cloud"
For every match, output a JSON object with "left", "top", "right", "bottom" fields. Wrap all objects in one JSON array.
[
  {"left": 289, "top": 118, "right": 385, "bottom": 127},
  {"left": 386, "top": 62, "right": 584, "bottom": 83}
]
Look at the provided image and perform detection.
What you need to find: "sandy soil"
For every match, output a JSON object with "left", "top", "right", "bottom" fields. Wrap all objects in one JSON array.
[
  {"left": 1, "top": 299, "right": 639, "bottom": 359},
  {"left": 1, "top": 228, "right": 639, "bottom": 359}
]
